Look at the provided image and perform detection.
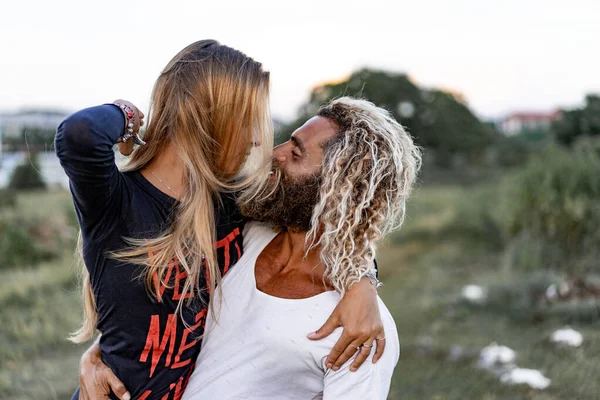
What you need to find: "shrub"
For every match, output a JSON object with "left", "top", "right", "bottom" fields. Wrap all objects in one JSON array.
[
  {"left": 0, "top": 189, "right": 17, "bottom": 209},
  {"left": 438, "top": 187, "right": 506, "bottom": 252},
  {"left": 8, "top": 153, "right": 46, "bottom": 191},
  {"left": 0, "top": 219, "right": 48, "bottom": 269},
  {"left": 507, "top": 145, "right": 600, "bottom": 273},
  {"left": 0, "top": 215, "right": 72, "bottom": 270}
]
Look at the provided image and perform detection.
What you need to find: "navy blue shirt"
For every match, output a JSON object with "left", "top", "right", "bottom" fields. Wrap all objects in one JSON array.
[{"left": 55, "top": 105, "right": 245, "bottom": 400}]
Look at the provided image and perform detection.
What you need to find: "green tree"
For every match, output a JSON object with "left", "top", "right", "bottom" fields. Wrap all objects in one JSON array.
[
  {"left": 278, "top": 68, "right": 496, "bottom": 166},
  {"left": 553, "top": 94, "right": 600, "bottom": 145},
  {"left": 8, "top": 153, "right": 46, "bottom": 191}
]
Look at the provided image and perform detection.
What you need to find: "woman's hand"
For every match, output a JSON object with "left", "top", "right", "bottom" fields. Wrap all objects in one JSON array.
[
  {"left": 113, "top": 99, "right": 144, "bottom": 157},
  {"left": 79, "top": 341, "right": 130, "bottom": 400},
  {"left": 307, "top": 277, "right": 385, "bottom": 372}
]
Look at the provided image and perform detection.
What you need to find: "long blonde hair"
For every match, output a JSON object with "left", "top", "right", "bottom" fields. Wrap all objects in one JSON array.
[
  {"left": 307, "top": 97, "right": 422, "bottom": 295},
  {"left": 70, "top": 40, "right": 273, "bottom": 342}
]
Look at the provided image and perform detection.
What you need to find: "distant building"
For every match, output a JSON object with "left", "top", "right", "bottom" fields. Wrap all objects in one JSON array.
[
  {"left": 0, "top": 109, "right": 68, "bottom": 138},
  {"left": 0, "top": 109, "right": 69, "bottom": 157},
  {"left": 498, "top": 111, "right": 561, "bottom": 136}
]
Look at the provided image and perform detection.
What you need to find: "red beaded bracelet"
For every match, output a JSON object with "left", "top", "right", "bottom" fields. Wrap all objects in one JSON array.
[{"left": 114, "top": 101, "right": 146, "bottom": 146}]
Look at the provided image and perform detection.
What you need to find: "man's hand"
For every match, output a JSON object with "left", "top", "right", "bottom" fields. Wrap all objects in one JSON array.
[
  {"left": 79, "top": 342, "right": 130, "bottom": 400},
  {"left": 307, "top": 277, "right": 385, "bottom": 372}
]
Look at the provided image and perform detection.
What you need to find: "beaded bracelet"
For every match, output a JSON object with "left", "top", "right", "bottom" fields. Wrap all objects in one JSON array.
[{"left": 114, "top": 101, "right": 146, "bottom": 146}]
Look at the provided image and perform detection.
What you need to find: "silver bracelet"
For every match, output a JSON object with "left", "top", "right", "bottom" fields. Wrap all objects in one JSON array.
[{"left": 364, "top": 270, "right": 381, "bottom": 288}]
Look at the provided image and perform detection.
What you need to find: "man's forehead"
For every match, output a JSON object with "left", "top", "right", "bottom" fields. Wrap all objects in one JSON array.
[{"left": 292, "top": 116, "right": 339, "bottom": 144}]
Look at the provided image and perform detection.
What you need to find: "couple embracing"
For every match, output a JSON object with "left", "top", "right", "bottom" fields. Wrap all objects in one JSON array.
[{"left": 56, "top": 39, "right": 421, "bottom": 400}]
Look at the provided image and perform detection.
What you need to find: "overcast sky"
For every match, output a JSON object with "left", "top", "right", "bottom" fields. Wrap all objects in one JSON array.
[{"left": 1, "top": 0, "right": 598, "bottom": 120}]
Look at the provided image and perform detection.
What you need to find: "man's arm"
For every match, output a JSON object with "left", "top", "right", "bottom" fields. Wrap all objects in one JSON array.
[{"left": 78, "top": 337, "right": 130, "bottom": 400}]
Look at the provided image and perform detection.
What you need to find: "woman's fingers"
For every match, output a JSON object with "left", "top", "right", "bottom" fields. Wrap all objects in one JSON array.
[
  {"left": 308, "top": 313, "right": 338, "bottom": 341},
  {"left": 373, "top": 336, "right": 386, "bottom": 363},
  {"left": 118, "top": 140, "right": 134, "bottom": 156},
  {"left": 330, "top": 340, "right": 364, "bottom": 371},
  {"left": 322, "top": 330, "right": 350, "bottom": 369},
  {"left": 351, "top": 339, "right": 374, "bottom": 371}
]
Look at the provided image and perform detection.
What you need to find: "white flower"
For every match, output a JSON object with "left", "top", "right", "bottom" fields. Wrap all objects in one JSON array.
[
  {"left": 545, "top": 284, "right": 558, "bottom": 300},
  {"left": 477, "top": 343, "right": 516, "bottom": 371},
  {"left": 551, "top": 326, "right": 583, "bottom": 347},
  {"left": 462, "top": 285, "right": 487, "bottom": 303},
  {"left": 500, "top": 368, "right": 551, "bottom": 389}
]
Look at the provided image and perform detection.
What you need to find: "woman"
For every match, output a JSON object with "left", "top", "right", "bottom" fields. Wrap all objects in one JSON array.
[{"left": 56, "top": 40, "right": 384, "bottom": 400}]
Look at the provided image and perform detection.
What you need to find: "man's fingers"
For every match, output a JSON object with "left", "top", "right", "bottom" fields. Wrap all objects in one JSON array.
[
  {"left": 372, "top": 336, "right": 386, "bottom": 363},
  {"left": 79, "top": 386, "right": 90, "bottom": 400},
  {"left": 106, "top": 370, "right": 130, "bottom": 400},
  {"left": 307, "top": 315, "right": 339, "bottom": 341},
  {"left": 331, "top": 341, "right": 362, "bottom": 371},
  {"left": 351, "top": 343, "right": 373, "bottom": 372}
]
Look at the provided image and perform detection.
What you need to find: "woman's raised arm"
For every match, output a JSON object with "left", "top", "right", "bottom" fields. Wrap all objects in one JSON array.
[{"left": 54, "top": 102, "right": 142, "bottom": 229}]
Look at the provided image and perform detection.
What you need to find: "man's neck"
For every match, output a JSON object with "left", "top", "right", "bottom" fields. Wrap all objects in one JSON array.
[
  {"left": 267, "top": 229, "right": 323, "bottom": 273},
  {"left": 279, "top": 229, "right": 318, "bottom": 264},
  {"left": 254, "top": 228, "right": 332, "bottom": 299}
]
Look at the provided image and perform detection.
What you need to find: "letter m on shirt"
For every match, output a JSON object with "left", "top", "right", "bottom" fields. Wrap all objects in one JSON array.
[{"left": 139, "top": 314, "right": 178, "bottom": 378}]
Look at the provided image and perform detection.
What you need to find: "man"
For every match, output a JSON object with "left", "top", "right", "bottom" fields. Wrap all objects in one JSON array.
[{"left": 81, "top": 97, "right": 421, "bottom": 399}]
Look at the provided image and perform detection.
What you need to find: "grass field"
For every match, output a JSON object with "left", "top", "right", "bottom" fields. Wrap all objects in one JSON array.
[
  {"left": 1, "top": 186, "right": 598, "bottom": 400},
  {"left": 378, "top": 186, "right": 600, "bottom": 400}
]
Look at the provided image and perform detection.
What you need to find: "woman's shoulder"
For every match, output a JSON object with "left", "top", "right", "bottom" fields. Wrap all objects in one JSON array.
[{"left": 215, "top": 191, "right": 246, "bottom": 225}]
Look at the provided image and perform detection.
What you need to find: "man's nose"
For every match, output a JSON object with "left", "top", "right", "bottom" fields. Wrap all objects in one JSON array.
[
  {"left": 274, "top": 153, "right": 287, "bottom": 164},
  {"left": 273, "top": 144, "right": 287, "bottom": 164}
]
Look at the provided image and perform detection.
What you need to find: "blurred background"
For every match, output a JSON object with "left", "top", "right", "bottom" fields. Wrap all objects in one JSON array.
[{"left": 1, "top": 0, "right": 599, "bottom": 399}]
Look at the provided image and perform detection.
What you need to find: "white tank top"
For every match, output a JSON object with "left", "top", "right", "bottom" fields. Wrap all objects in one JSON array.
[{"left": 182, "top": 222, "right": 400, "bottom": 400}]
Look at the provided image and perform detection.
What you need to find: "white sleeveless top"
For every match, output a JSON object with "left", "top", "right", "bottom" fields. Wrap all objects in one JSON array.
[{"left": 182, "top": 222, "right": 400, "bottom": 400}]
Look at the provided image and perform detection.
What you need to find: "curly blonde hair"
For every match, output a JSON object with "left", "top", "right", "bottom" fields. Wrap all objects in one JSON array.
[{"left": 306, "top": 97, "right": 422, "bottom": 295}]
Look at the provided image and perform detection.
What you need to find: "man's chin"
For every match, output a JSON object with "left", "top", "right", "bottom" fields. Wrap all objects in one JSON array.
[{"left": 240, "top": 171, "right": 321, "bottom": 232}]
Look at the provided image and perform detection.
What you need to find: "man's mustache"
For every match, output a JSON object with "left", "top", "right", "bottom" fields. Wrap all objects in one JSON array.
[{"left": 269, "top": 161, "right": 282, "bottom": 180}]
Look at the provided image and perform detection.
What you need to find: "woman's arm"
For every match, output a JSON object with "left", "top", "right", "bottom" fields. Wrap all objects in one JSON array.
[
  {"left": 54, "top": 102, "right": 142, "bottom": 230},
  {"left": 308, "top": 276, "right": 385, "bottom": 371}
]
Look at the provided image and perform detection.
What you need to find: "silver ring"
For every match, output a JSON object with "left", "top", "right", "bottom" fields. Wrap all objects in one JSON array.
[
  {"left": 352, "top": 345, "right": 361, "bottom": 351},
  {"left": 375, "top": 337, "right": 386, "bottom": 341},
  {"left": 362, "top": 343, "right": 374, "bottom": 348}
]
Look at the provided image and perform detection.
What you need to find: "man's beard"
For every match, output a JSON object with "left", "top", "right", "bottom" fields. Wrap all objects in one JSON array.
[{"left": 240, "top": 169, "right": 322, "bottom": 232}]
